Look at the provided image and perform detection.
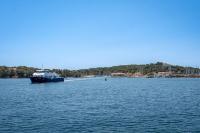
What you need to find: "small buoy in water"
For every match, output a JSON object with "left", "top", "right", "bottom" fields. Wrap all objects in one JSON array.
[{"left": 105, "top": 78, "right": 107, "bottom": 81}]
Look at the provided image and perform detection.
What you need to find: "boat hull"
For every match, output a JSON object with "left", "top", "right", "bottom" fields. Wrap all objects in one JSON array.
[{"left": 30, "top": 77, "right": 64, "bottom": 83}]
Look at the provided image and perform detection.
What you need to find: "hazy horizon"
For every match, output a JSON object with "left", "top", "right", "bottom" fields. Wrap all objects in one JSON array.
[{"left": 1, "top": 0, "right": 200, "bottom": 69}]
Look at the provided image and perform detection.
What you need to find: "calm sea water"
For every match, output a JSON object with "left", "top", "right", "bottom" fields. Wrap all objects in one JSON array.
[{"left": 0, "top": 78, "right": 200, "bottom": 133}]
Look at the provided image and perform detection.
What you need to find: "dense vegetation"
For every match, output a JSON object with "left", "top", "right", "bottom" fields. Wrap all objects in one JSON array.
[
  {"left": 0, "top": 66, "right": 37, "bottom": 78},
  {"left": 0, "top": 62, "right": 199, "bottom": 78}
]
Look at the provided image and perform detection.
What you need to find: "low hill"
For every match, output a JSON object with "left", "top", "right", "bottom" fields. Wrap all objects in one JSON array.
[{"left": 0, "top": 62, "right": 199, "bottom": 78}]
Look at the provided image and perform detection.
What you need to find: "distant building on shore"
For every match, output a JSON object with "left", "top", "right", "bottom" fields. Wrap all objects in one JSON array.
[
  {"left": 129, "top": 72, "right": 144, "bottom": 78},
  {"left": 155, "top": 72, "right": 173, "bottom": 78},
  {"left": 111, "top": 73, "right": 127, "bottom": 77}
]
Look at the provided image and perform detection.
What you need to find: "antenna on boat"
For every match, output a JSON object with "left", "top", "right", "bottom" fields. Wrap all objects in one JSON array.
[
  {"left": 185, "top": 66, "right": 187, "bottom": 75},
  {"left": 168, "top": 65, "right": 172, "bottom": 72}
]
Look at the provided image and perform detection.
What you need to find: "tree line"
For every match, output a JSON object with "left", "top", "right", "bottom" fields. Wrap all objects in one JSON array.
[{"left": 0, "top": 62, "right": 199, "bottom": 78}]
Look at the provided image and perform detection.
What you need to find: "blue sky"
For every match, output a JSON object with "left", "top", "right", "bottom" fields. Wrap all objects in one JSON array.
[{"left": 0, "top": 0, "right": 200, "bottom": 69}]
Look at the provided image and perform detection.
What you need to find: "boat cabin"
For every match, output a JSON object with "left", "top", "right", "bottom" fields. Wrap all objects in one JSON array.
[{"left": 32, "top": 69, "right": 59, "bottom": 78}]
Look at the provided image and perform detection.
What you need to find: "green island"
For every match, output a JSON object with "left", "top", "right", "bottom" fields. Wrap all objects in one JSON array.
[{"left": 0, "top": 62, "right": 200, "bottom": 78}]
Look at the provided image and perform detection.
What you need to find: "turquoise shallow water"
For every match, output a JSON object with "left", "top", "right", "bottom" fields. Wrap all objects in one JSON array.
[{"left": 0, "top": 78, "right": 200, "bottom": 133}]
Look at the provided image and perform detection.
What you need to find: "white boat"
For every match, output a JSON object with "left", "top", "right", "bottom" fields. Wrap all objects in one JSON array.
[{"left": 30, "top": 69, "right": 64, "bottom": 83}]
